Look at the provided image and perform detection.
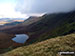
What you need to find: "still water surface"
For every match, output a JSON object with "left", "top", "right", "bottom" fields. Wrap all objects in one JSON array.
[{"left": 12, "top": 34, "right": 29, "bottom": 44}]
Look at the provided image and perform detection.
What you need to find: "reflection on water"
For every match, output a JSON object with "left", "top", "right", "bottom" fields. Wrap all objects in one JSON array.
[{"left": 12, "top": 34, "right": 29, "bottom": 44}]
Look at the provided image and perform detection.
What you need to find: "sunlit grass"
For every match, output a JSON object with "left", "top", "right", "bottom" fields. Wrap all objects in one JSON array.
[{"left": 1, "top": 33, "right": 75, "bottom": 56}]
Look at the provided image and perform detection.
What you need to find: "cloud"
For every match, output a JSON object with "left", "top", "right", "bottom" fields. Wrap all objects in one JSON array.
[
  {"left": 16, "top": 0, "right": 75, "bottom": 14},
  {"left": 0, "top": 1, "right": 29, "bottom": 18}
]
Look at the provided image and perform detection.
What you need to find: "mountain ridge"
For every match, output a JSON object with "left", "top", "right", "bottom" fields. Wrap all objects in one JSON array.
[
  {"left": 0, "top": 11, "right": 75, "bottom": 54},
  {"left": 0, "top": 11, "right": 75, "bottom": 43}
]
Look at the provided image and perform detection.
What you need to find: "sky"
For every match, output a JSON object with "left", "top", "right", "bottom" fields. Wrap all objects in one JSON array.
[
  {"left": 0, "top": 0, "right": 75, "bottom": 18},
  {"left": 16, "top": 0, "right": 75, "bottom": 14},
  {"left": 0, "top": 0, "right": 28, "bottom": 18}
]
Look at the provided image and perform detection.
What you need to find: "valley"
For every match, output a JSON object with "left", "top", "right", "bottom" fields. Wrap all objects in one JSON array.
[
  {"left": 0, "top": 0, "right": 75, "bottom": 56},
  {"left": 0, "top": 11, "right": 75, "bottom": 56}
]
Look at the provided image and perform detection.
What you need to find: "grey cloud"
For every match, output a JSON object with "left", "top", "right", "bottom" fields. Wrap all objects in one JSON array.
[{"left": 16, "top": 0, "right": 75, "bottom": 14}]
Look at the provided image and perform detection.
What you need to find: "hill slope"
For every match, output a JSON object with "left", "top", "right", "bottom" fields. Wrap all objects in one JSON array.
[
  {"left": 26, "top": 11, "right": 75, "bottom": 44},
  {"left": 0, "top": 32, "right": 15, "bottom": 53},
  {"left": 0, "top": 11, "right": 75, "bottom": 44},
  {"left": 1, "top": 33, "right": 75, "bottom": 56},
  {"left": 0, "top": 16, "right": 41, "bottom": 34}
]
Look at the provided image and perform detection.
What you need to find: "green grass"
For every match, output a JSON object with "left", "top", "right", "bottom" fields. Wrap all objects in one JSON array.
[{"left": 1, "top": 33, "right": 75, "bottom": 56}]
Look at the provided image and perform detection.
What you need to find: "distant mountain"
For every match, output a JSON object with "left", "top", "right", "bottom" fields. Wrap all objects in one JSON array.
[
  {"left": 0, "top": 16, "right": 41, "bottom": 33},
  {"left": 0, "top": 11, "right": 75, "bottom": 44},
  {"left": 0, "top": 18, "right": 13, "bottom": 22},
  {"left": 4, "top": 21, "right": 23, "bottom": 26},
  {"left": 0, "top": 18, "right": 25, "bottom": 25},
  {"left": 0, "top": 18, "right": 12, "bottom": 25},
  {"left": 11, "top": 18, "right": 26, "bottom": 20}
]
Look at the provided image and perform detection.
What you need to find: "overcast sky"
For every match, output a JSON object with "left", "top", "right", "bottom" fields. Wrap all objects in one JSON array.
[
  {"left": 0, "top": 0, "right": 75, "bottom": 18},
  {"left": 16, "top": 0, "right": 75, "bottom": 14}
]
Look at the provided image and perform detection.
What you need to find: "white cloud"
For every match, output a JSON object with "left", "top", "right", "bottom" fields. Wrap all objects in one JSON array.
[{"left": 0, "top": 3, "right": 29, "bottom": 18}]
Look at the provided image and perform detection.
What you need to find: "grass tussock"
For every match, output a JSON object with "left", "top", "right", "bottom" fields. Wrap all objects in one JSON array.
[{"left": 1, "top": 33, "right": 75, "bottom": 56}]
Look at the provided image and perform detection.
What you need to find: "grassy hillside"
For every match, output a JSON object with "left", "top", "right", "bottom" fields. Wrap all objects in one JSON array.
[
  {"left": 23, "top": 16, "right": 42, "bottom": 26},
  {"left": 0, "top": 11, "right": 75, "bottom": 44},
  {"left": 0, "top": 32, "right": 15, "bottom": 53},
  {"left": 0, "top": 16, "right": 41, "bottom": 34},
  {"left": 26, "top": 11, "right": 75, "bottom": 44},
  {"left": 1, "top": 33, "right": 75, "bottom": 56},
  {"left": 0, "top": 11, "right": 75, "bottom": 51}
]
